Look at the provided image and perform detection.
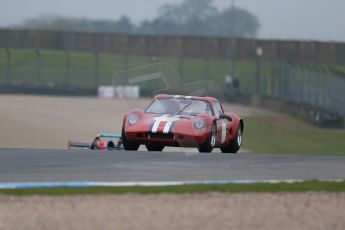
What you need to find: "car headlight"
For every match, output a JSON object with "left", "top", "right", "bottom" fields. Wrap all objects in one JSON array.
[
  {"left": 128, "top": 114, "right": 139, "bottom": 125},
  {"left": 193, "top": 118, "right": 205, "bottom": 129}
]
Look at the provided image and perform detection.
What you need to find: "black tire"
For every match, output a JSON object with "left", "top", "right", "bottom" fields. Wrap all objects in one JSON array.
[
  {"left": 198, "top": 123, "right": 216, "bottom": 153},
  {"left": 122, "top": 127, "right": 140, "bottom": 151},
  {"left": 145, "top": 144, "right": 165, "bottom": 152},
  {"left": 221, "top": 123, "right": 242, "bottom": 154},
  {"left": 107, "top": 141, "right": 116, "bottom": 150}
]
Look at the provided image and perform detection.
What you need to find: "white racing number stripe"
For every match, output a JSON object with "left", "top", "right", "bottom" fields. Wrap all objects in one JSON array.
[
  {"left": 163, "top": 119, "right": 178, "bottom": 133},
  {"left": 152, "top": 115, "right": 180, "bottom": 133},
  {"left": 151, "top": 115, "right": 168, "bottom": 133},
  {"left": 221, "top": 121, "right": 227, "bottom": 144}
]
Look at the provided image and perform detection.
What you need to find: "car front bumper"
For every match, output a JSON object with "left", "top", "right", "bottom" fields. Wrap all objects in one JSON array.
[{"left": 125, "top": 130, "right": 208, "bottom": 147}]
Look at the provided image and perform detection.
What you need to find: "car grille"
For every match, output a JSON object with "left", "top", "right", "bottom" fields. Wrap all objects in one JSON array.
[{"left": 148, "top": 133, "right": 174, "bottom": 140}]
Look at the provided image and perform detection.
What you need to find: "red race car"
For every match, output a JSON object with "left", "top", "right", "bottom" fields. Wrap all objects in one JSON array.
[{"left": 122, "top": 94, "right": 243, "bottom": 153}]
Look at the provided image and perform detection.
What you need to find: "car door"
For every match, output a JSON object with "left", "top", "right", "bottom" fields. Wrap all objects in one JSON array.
[{"left": 213, "top": 101, "right": 230, "bottom": 146}]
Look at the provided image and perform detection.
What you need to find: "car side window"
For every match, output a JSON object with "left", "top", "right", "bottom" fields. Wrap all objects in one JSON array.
[
  {"left": 213, "top": 101, "right": 224, "bottom": 118},
  {"left": 205, "top": 103, "right": 213, "bottom": 116}
]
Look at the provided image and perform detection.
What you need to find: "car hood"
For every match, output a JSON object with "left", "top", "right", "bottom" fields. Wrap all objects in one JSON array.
[{"left": 143, "top": 113, "right": 195, "bottom": 133}]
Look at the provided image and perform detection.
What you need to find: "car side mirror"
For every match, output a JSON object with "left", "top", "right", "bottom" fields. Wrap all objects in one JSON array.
[{"left": 219, "top": 114, "right": 232, "bottom": 121}]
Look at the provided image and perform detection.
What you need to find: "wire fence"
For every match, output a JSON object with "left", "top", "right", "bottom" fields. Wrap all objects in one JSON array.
[
  {"left": 224, "top": 60, "right": 345, "bottom": 117},
  {"left": 1, "top": 47, "right": 345, "bottom": 116},
  {"left": 275, "top": 63, "right": 345, "bottom": 116}
]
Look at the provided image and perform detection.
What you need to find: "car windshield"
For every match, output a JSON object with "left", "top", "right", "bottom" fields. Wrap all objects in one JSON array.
[{"left": 146, "top": 98, "right": 212, "bottom": 116}]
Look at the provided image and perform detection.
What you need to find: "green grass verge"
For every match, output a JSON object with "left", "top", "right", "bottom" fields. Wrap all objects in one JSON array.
[
  {"left": 0, "top": 180, "right": 344, "bottom": 196},
  {"left": 243, "top": 116, "right": 345, "bottom": 155}
]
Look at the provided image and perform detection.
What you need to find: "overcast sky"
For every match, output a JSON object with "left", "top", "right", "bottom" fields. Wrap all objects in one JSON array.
[{"left": 0, "top": 0, "right": 344, "bottom": 42}]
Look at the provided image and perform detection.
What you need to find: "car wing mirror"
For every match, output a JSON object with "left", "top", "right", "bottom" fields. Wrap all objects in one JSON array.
[{"left": 219, "top": 114, "right": 232, "bottom": 121}]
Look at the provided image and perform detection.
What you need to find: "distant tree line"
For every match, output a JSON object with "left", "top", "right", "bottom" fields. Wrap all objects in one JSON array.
[{"left": 14, "top": 0, "right": 260, "bottom": 38}]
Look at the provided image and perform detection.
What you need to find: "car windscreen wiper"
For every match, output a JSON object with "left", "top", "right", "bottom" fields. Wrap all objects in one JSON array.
[{"left": 175, "top": 101, "right": 192, "bottom": 115}]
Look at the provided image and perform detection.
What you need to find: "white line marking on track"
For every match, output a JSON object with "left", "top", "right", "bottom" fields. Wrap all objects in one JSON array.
[{"left": 0, "top": 180, "right": 343, "bottom": 189}]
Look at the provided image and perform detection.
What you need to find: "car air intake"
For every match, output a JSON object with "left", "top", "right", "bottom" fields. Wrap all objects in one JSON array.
[{"left": 149, "top": 133, "right": 174, "bottom": 139}]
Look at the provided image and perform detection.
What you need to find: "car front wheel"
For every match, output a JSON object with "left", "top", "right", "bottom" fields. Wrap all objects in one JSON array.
[
  {"left": 122, "top": 127, "right": 140, "bottom": 151},
  {"left": 198, "top": 123, "right": 216, "bottom": 153}
]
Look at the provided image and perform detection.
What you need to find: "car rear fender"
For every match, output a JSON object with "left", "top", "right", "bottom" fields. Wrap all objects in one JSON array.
[{"left": 225, "top": 112, "right": 243, "bottom": 138}]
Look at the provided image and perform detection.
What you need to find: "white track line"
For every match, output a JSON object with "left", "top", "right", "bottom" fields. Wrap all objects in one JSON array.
[{"left": 0, "top": 180, "right": 343, "bottom": 189}]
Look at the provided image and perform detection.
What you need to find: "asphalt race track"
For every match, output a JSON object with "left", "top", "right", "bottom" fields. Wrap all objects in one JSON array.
[{"left": 1, "top": 149, "right": 345, "bottom": 183}]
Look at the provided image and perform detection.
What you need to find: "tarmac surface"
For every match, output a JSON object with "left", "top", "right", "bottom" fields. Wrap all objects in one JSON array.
[{"left": 1, "top": 148, "right": 344, "bottom": 183}]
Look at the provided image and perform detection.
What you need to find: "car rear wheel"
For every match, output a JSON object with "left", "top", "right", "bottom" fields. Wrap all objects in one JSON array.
[
  {"left": 122, "top": 127, "right": 140, "bottom": 151},
  {"left": 198, "top": 123, "right": 216, "bottom": 153},
  {"left": 221, "top": 123, "right": 242, "bottom": 154},
  {"left": 145, "top": 144, "right": 165, "bottom": 152}
]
